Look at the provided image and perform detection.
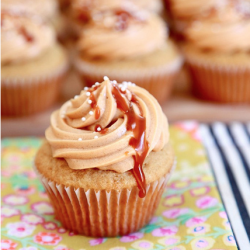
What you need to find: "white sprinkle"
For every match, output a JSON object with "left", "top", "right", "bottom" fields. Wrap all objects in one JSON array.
[
  {"left": 78, "top": 138, "right": 82, "bottom": 141},
  {"left": 89, "top": 111, "right": 94, "bottom": 115},
  {"left": 62, "top": 110, "right": 66, "bottom": 114},
  {"left": 95, "top": 82, "right": 100, "bottom": 85},
  {"left": 84, "top": 87, "right": 88, "bottom": 91},
  {"left": 103, "top": 76, "right": 109, "bottom": 81},
  {"left": 97, "top": 127, "right": 101, "bottom": 132},
  {"left": 94, "top": 135, "right": 98, "bottom": 139},
  {"left": 112, "top": 80, "right": 117, "bottom": 84},
  {"left": 81, "top": 117, "right": 86, "bottom": 121},
  {"left": 74, "top": 95, "right": 79, "bottom": 99},
  {"left": 121, "top": 87, "right": 126, "bottom": 92},
  {"left": 86, "top": 92, "right": 90, "bottom": 96},
  {"left": 88, "top": 100, "right": 92, "bottom": 104}
]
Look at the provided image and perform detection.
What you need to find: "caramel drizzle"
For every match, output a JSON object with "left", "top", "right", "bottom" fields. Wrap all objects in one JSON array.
[
  {"left": 87, "top": 85, "right": 101, "bottom": 120},
  {"left": 112, "top": 84, "right": 149, "bottom": 198}
]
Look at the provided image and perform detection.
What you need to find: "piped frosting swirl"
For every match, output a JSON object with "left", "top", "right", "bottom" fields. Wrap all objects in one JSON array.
[
  {"left": 1, "top": 12, "right": 55, "bottom": 65},
  {"left": 77, "top": 10, "right": 167, "bottom": 59}
]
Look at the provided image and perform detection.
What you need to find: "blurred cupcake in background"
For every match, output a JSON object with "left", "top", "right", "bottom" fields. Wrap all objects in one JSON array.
[
  {"left": 67, "top": 0, "right": 164, "bottom": 37},
  {"left": 1, "top": 0, "right": 66, "bottom": 40},
  {"left": 182, "top": 0, "right": 250, "bottom": 103},
  {"left": 74, "top": 10, "right": 183, "bottom": 103},
  {"left": 1, "top": 12, "right": 68, "bottom": 116}
]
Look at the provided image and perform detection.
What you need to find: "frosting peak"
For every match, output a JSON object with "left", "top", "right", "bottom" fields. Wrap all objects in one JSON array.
[
  {"left": 1, "top": 12, "right": 55, "bottom": 65},
  {"left": 77, "top": 11, "right": 167, "bottom": 59},
  {"left": 46, "top": 77, "right": 169, "bottom": 197}
]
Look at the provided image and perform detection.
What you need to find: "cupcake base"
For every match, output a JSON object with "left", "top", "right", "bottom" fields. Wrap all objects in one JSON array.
[
  {"left": 75, "top": 41, "right": 183, "bottom": 103},
  {"left": 1, "top": 44, "right": 68, "bottom": 116},
  {"left": 183, "top": 45, "right": 250, "bottom": 103},
  {"left": 34, "top": 141, "right": 175, "bottom": 237}
]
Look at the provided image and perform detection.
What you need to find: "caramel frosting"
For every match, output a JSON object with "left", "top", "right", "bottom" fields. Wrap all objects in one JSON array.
[
  {"left": 1, "top": 12, "right": 55, "bottom": 65},
  {"left": 45, "top": 77, "right": 169, "bottom": 175},
  {"left": 72, "top": 0, "right": 162, "bottom": 16},
  {"left": 77, "top": 11, "right": 167, "bottom": 60},
  {"left": 1, "top": 0, "right": 58, "bottom": 20},
  {"left": 184, "top": 1, "right": 250, "bottom": 52}
]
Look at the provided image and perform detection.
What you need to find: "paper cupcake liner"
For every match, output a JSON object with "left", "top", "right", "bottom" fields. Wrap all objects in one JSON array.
[
  {"left": 34, "top": 162, "right": 175, "bottom": 237},
  {"left": 186, "top": 57, "right": 250, "bottom": 103},
  {"left": 75, "top": 56, "right": 183, "bottom": 104},
  {"left": 1, "top": 66, "right": 68, "bottom": 117}
]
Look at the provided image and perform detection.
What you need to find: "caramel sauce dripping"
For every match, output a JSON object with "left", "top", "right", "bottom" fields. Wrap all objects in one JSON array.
[
  {"left": 88, "top": 86, "right": 101, "bottom": 120},
  {"left": 112, "top": 84, "right": 149, "bottom": 198}
]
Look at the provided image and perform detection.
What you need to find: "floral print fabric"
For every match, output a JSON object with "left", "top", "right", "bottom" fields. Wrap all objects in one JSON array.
[{"left": 1, "top": 123, "right": 237, "bottom": 250}]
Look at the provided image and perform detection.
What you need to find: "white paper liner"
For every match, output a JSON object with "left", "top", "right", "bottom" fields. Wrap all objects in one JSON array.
[{"left": 34, "top": 161, "right": 176, "bottom": 237}]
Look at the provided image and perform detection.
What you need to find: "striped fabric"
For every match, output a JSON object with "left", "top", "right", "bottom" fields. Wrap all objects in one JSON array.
[{"left": 200, "top": 122, "right": 250, "bottom": 250}]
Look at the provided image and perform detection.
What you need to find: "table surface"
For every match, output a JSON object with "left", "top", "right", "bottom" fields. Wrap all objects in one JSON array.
[{"left": 2, "top": 69, "right": 250, "bottom": 137}]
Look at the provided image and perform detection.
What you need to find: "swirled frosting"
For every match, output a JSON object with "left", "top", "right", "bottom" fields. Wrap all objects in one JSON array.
[
  {"left": 1, "top": 0, "right": 58, "bottom": 20},
  {"left": 72, "top": 0, "right": 163, "bottom": 16},
  {"left": 184, "top": 1, "right": 250, "bottom": 52},
  {"left": 77, "top": 11, "right": 167, "bottom": 59},
  {"left": 45, "top": 77, "right": 168, "bottom": 174},
  {"left": 1, "top": 12, "right": 55, "bottom": 65}
]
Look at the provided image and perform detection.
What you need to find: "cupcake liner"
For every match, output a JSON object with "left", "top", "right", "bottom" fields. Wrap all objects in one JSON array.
[
  {"left": 186, "top": 57, "right": 250, "bottom": 103},
  {"left": 75, "top": 56, "right": 183, "bottom": 103},
  {"left": 34, "top": 162, "right": 176, "bottom": 237},
  {"left": 1, "top": 64, "right": 68, "bottom": 117}
]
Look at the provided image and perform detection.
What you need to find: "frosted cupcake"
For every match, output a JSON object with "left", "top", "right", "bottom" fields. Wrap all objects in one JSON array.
[
  {"left": 1, "top": 12, "right": 68, "bottom": 116},
  {"left": 74, "top": 10, "right": 183, "bottom": 103},
  {"left": 35, "top": 77, "right": 175, "bottom": 237},
  {"left": 182, "top": 0, "right": 250, "bottom": 103},
  {"left": 68, "top": 0, "right": 164, "bottom": 35}
]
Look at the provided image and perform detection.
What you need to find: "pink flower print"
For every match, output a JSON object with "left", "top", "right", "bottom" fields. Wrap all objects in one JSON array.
[
  {"left": 131, "top": 240, "right": 154, "bottom": 250},
  {"left": 43, "top": 222, "right": 57, "bottom": 230},
  {"left": 1, "top": 239, "right": 18, "bottom": 250},
  {"left": 149, "top": 216, "right": 158, "bottom": 224},
  {"left": 186, "top": 216, "right": 207, "bottom": 227},
  {"left": 34, "top": 232, "right": 62, "bottom": 245},
  {"left": 191, "top": 237, "right": 215, "bottom": 250},
  {"left": 190, "top": 187, "right": 210, "bottom": 197},
  {"left": 89, "top": 238, "right": 105, "bottom": 246},
  {"left": 157, "top": 236, "right": 180, "bottom": 246},
  {"left": 120, "top": 232, "right": 144, "bottom": 242},
  {"left": 6, "top": 222, "right": 36, "bottom": 238},
  {"left": 3, "top": 195, "right": 28, "bottom": 206},
  {"left": 223, "top": 234, "right": 236, "bottom": 246},
  {"left": 21, "top": 214, "right": 44, "bottom": 225},
  {"left": 1, "top": 170, "right": 12, "bottom": 177},
  {"left": 162, "top": 208, "right": 189, "bottom": 219},
  {"left": 1, "top": 207, "right": 20, "bottom": 218},
  {"left": 54, "top": 245, "right": 73, "bottom": 250},
  {"left": 219, "top": 211, "right": 228, "bottom": 219},
  {"left": 196, "top": 196, "right": 218, "bottom": 209},
  {"left": 170, "top": 180, "right": 190, "bottom": 190},
  {"left": 31, "top": 202, "right": 54, "bottom": 215},
  {"left": 57, "top": 227, "right": 67, "bottom": 234},
  {"left": 187, "top": 223, "right": 211, "bottom": 235},
  {"left": 152, "top": 226, "right": 178, "bottom": 237},
  {"left": 39, "top": 191, "right": 48, "bottom": 199},
  {"left": 20, "top": 247, "right": 38, "bottom": 250},
  {"left": 15, "top": 186, "right": 35, "bottom": 196},
  {"left": 164, "top": 194, "right": 184, "bottom": 207},
  {"left": 22, "top": 171, "right": 37, "bottom": 179}
]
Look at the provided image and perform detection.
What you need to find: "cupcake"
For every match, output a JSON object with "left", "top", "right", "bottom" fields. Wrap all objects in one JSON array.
[
  {"left": 1, "top": 0, "right": 66, "bottom": 40},
  {"left": 74, "top": 10, "right": 183, "bottom": 103},
  {"left": 67, "top": 0, "right": 164, "bottom": 36},
  {"left": 35, "top": 77, "right": 175, "bottom": 237},
  {"left": 182, "top": 0, "right": 250, "bottom": 103},
  {"left": 1, "top": 12, "right": 68, "bottom": 116}
]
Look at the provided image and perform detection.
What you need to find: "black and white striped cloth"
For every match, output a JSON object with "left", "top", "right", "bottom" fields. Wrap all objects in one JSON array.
[{"left": 200, "top": 122, "right": 250, "bottom": 250}]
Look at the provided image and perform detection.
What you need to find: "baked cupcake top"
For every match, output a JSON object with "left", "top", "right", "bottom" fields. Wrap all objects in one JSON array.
[
  {"left": 1, "top": 0, "right": 58, "bottom": 21},
  {"left": 77, "top": 10, "right": 167, "bottom": 60},
  {"left": 184, "top": 0, "right": 250, "bottom": 52},
  {"left": 46, "top": 77, "right": 169, "bottom": 197},
  {"left": 1, "top": 12, "right": 55, "bottom": 65}
]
